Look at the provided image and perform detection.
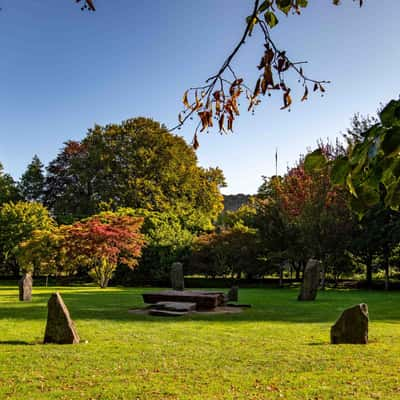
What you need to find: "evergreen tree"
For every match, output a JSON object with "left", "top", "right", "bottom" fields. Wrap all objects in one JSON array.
[
  {"left": 0, "top": 162, "right": 20, "bottom": 205},
  {"left": 19, "top": 155, "right": 45, "bottom": 202}
]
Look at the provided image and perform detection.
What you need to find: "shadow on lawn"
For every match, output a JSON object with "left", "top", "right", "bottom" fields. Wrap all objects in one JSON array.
[
  {"left": 0, "top": 340, "right": 32, "bottom": 345},
  {"left": 1, "top": 287, "right": 400, "bottom": 324}
]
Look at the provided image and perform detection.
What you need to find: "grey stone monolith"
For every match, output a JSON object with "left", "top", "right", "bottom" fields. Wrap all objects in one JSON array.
[
  {"left": 18, "top": 272, "right": 33, "bottom": 301},
  {"left": 227, "top": 286, "right": 239, "bottom": 302},
  {"left": 170, "top": 262, "right": 184, "bottom": 291},
  {"left": 298, "top": 259, "right": 321, "bottom": 301},
  {"left": 44, "top": 292, "right": 80, "bottom": 344},
  {"left": 330, "top": 303, "right": 369, "bottom": 344}
]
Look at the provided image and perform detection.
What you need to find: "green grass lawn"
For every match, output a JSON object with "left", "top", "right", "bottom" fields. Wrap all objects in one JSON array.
[{"left": 1, "top": 284, "right": 400, "bottom": 399}]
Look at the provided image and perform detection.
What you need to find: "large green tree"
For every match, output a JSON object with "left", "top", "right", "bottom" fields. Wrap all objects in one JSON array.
[
  {"left": 44, "top": 117, "right": 226, "bottom": 229},
  {"left": 106, "top": 208, "right": 194, "bottom": 284},
  {"left": 257, "top": 143, "right": 356, "bottom": 284},
  {"left": 0, "top": 201, "right": 56, "bottom": 276}
]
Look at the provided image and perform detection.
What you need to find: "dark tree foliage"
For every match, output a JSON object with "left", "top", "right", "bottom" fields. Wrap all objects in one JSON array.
[
  {"left": 0, "top": 162, "right": 20, "bottom": 206},
  {"left": 188, "top": 226, "right": 262, "bottom": 280},
  {"left": 18, "top": 155, "right": 45, "bottom": 203},
  {"left": 109, "top": 208, "right": 194, "bottom": 285}
]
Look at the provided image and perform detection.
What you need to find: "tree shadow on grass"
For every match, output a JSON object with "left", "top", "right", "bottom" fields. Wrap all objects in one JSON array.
[
  {"left": 1, "top": 287, "right": 400, "bottom": 324},
  {"left": 0, "top": 340, "right": 32, "bottom": 345}
]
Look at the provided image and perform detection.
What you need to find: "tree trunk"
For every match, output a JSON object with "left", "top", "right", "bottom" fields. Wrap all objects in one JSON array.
[
  {"left": 383, "top": 246, "right": 390, "bottom": 291},
  {"left": 366, "top": 253, "right": 373, "bottom": 289},
  {"left": 293, "top": 262, "right": 300, "bottom": 281},
  {"left": 279, "top": 264, "right": 283, "bottom": 288},
  {"left": 320, "top": 262, "right": 326, "bottom": 291},
  {"left": 384, "top": 259, "right": 390, "bottom": 291}
]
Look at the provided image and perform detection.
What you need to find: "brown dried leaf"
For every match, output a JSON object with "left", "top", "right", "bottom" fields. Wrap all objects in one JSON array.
[
  {"left": 264, "top": 65, "right": 274, "bottom": 87},
  {"left": 86, "top": 0, "right": 96, "bottom": 11},
  {"left": 253, "top": 78, "right": 261, "bottom": 97},
  {"left": 182, "top": 90, "right": 190, "bottom": 109},
  {"left": 280, "top": 89, "right": 292, "bottom": 110},
  {"left": 266, "top": 49, "right": 274, "bottom": 64},
  {"left": 227, "top": 116, "right": 233, "bottom": 131},
  {"left": 301, "top": 86, "right": 308, "bottom": 102},
  {"left": 192, "top": 133, "right": 199, "bottom": 150},
  {"left": 219, "top": 114, "right": 225, "bottom": 132},
  {"left": 198, "top": 111, "right": 208, "bottom": 131},
  {"left": 208, "top": 110, "right": 213, "bottom": 127},
  {"left": 261, "top": 78, "right": 267, "bottom": 95},
  {"left": 231, "top": 98, "right": 240, "bottom": 116}
]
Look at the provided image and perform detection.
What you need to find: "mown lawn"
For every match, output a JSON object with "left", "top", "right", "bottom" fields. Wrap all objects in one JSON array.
[{"left": 1, "top": 284, "right": 400, "bottom": 399}]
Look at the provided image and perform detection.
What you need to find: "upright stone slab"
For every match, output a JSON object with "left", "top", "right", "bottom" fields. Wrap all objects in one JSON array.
[
  {"left": 44, "top": 292, "right": 80, "bottom": 344},
  {"left": 227, "top": 286, "right": 238, "bottom": 302},
  {"left": 297, "top": 259, "right": 321, "bottom": 301},
  {"left": 331, "top": 303, "right": 369, "bottom": 344},
  {"left": 170, "top": 262, "right": 184, "bottom": 291},
  {"left": 18, "top": 272, "right": 33, "bottom": 301}
]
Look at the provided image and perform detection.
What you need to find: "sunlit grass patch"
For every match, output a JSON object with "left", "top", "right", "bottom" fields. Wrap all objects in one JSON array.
[{"left": 1, "top": 284, "right": 400, "bottom": 399}]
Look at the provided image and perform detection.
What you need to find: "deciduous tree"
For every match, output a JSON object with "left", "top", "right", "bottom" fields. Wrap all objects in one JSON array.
[
  {"left": 0, "top": 201, "right": 56, "bottom": 276},
  {"left": 44, "top": 118, "right": 226, "bottom": 229},
  {"left": 61, "top": 213, "right": 145, "bottom": 288}
]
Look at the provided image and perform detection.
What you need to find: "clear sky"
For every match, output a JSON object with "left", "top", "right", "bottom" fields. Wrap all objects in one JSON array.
[{"left": 0, "top": 0, "right": 399, "bottom": 194}]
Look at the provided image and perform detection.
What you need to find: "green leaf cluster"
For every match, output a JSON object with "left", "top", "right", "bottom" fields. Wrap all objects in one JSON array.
[{"left": 330, "top": 99, "right": 400, "bottom": 216}]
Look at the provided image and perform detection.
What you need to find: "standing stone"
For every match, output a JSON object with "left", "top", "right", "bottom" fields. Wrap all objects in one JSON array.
[
  {"left": 44, "top": 292, "right": 80, "bottom": 344},
  {"left": 227, "top": 286, "right": 238, "bottom": 302},
  {"left": 297, "top": 259, "right": 321, "bottom": 301},
  {"left": 331, "top": 303, "right": 369, "bottom": 344},
  {"left": 170, "top": 262, "right": 184, "bottom": 291},
  {"left": 18, "top": 272, "right": 33, "bottom": 301}
]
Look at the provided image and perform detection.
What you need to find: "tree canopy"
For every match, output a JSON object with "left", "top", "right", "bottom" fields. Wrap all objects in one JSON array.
[
  {"left": 44, "top": 117, "right": 226, "bottom": 229},
  {"left": 0, "top": 201, "right": 56, "bottom": 276},
  {"left": 61, "top": 213, "right": 145, "bottom": 288}
]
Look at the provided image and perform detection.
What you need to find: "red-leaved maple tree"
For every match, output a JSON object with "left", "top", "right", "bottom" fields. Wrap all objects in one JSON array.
[{"left": 62, "top": 214, "right": 145, "bottom": 288}]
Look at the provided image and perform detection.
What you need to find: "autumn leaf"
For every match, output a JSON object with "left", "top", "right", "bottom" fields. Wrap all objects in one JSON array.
[
  {"left": 264, "top": 65, "right": 274, "bottom": 88},
  {"left": 301, "top": 86, "right": 308, "bottom": 101},
  {"left": 192, "top": 133, "right": 199, "bottom": 150},
  {"left": 219, "top": 114, "right": 225, "bottom": 133},
  {"left": 280, "top": 89, "right": 292, "bottom": 110},
  {"left": 86, "top": 0, "right": 96, "bottom": 11},
  {"left": 182, "top": 90, "right": 190, "bottom": 109}
]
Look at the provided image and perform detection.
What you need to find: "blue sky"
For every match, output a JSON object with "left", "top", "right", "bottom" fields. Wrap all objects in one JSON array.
[{"left": 0, "top": 0, "right": 399, "bottom": 194}]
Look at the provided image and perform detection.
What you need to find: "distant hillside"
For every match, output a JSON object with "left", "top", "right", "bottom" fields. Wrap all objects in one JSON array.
[{"left": 223, "top": 194, "right": 251, "bottom": 212}]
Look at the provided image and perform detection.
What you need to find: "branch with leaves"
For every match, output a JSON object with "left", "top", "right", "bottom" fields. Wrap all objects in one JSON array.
[
  {"left": 0, "top": 0, "right": 360, "bottom": 148},
  {"left": 74, "top": 0, "right": 363, "bottom": 148},
  {"left": 171, "top": 0, "right": 363, "bottom": 148},
  {"left": 304, "top": 99, "right": 400, "bottom": 216}
]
